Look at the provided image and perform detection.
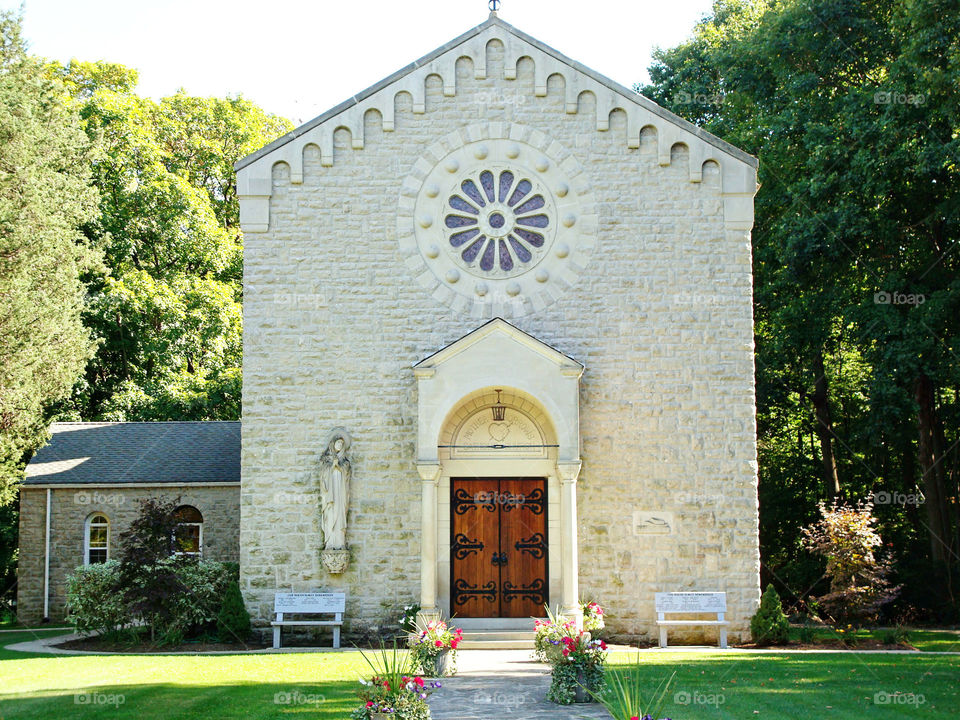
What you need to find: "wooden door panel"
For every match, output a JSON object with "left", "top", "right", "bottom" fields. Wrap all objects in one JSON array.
[
  {"left": 499, "top": 478, "right": 548, "bottom": 618},
  {"left": 451, "top": 479, "right": 500, "bottom": 617},
  {"left": 450, "top": 477, "right": 548, "bottom": 618}
]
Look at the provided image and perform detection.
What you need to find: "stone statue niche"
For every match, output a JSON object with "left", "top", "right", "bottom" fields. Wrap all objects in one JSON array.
[{"left": 318, "top": 428, "right": 351, "bottom": 574}]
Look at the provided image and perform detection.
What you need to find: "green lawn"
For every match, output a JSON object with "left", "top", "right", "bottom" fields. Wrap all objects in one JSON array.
[
  {"left": 1, "top": 632, "right": 958, "bottom": 719},
  {"left": 0, "top": 631, "right": 371, "bottom": 719},
  {"left": 785, "top": 626, "right": 960, "bottom": 653},
  {"left": 607, "top": 651, "right": 960, "bottom": 718}
]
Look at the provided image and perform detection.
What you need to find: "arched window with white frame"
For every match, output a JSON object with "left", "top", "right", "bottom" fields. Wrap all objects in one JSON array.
[
  {"left": 84, "top": 513, "right": 109, "bottom": 565},
  {"left": 173, "top": 505, "right": 203, "bottom": 557}
]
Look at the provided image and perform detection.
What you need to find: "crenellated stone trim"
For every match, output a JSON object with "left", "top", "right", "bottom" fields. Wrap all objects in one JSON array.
[{"left": 236, "top": 15, "right": 758, "bottom": 235}]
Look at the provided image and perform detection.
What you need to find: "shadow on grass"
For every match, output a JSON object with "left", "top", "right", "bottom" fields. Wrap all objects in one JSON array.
[{"left": 0, "top": 680, "right": 361, "bottom": 720}]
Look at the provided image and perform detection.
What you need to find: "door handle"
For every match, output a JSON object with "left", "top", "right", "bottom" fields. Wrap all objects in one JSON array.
[{"left": 491, "top": 551, "right": 507, "bottom": 566}]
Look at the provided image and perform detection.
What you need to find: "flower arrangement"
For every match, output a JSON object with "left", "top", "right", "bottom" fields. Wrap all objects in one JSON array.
[
  {"left": 536, "top": 606, "right": 608, "bottom": 704},
  {"left": 407, "top": 618, "right": 462, "bottom": 677},
  {"left": 351, "top": 642, "right": 440, "bottom": 720},
  {"left": 533, "top": 616, "right": 569, "bottom": 661},
  {"left": 582, "top": 600, "right": 606, "bottom": 633}
]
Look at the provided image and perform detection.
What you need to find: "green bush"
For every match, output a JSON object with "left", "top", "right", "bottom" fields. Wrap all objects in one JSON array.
[
  {"left": 217, "top": 579, "right": 251, "bottom": 642},
  {"left": 65, "top": 557, "right": 236, "bottom": 643},
  {"left": 751, "top": 584, "right": 790, "bottom": 645},
  {"left": 880, "top": 625, "right": 910, "bottom": 645},
  {"left": 797, "top": 623, "right": 817, "bottom": 643},
  {"left": 66, "top": 561, "right": 129, "bottom": 635},
  {"left": 168, "top": 558, "right": 230, "bottom": 631}
]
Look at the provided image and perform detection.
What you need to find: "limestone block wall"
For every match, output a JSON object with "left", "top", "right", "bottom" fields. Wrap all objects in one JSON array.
[
  {"left": 16, "top": 485, "right": 239, "bottom": 623},
  {"left": 240, "top": 39, "right": 759, "bottom": 641}
]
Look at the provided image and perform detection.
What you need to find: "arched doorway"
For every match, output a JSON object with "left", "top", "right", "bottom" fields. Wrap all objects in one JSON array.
[
  {"left": 414, "top": 319, "right": 584, "bottom": 624},
  {"left": 439, "top": 387, "right": 557, "bottom": 618}
]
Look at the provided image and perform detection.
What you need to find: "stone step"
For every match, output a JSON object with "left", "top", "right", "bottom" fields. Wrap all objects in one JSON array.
[
  {"left": 456, "top": 618, "right": 542, "bottom": 631},
  {"left": 457, "top": 630, "right": 536, "bottom": 650},
  {"left": 457, "top": 639, "right": 535, "bottom": 650}
]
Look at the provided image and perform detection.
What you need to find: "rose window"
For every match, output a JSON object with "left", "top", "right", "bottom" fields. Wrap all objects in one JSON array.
[
  {"left": 401, "top": 128, "right": 597, "bottom": 318},
  {"left": 444, "top": 169, "right": 550, "bottom": 276}
]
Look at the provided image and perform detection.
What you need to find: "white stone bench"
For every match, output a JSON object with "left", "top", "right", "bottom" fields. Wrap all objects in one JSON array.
[
  {"left": 271, "top": 592, "right": 345, "bottom": 649},
  {"left": 655, "top": 591, "right": 729, "bottom": 649}
]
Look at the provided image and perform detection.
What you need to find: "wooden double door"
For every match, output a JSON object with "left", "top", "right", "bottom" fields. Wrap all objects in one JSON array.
[{"left": 450, "top": 477, "right": 548, "bottom": 618}]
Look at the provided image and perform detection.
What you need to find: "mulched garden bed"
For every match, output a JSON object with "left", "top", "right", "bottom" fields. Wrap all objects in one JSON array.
[{"left": 56, "top": 636, "right": 270, "bottom": 653}]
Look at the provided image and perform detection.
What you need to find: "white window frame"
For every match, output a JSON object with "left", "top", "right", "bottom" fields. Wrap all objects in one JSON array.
[
  {"left": 84, "top": 513, "right": 110, "bottom": 565},
  {"left": 173, "top": 506, "right": 204, "bottom": 557}
]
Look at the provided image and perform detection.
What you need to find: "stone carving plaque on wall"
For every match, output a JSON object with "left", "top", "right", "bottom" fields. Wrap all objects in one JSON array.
[{"left": 632, "top": 510, "right": 675, "bottom": 536}]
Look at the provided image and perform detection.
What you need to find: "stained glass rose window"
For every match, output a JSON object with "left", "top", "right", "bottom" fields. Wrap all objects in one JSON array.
[
  {"left": 443, "top": 169, "right": 550, "bottom": 276},
  {"left": 401, "top": 128, "right": 597, "bottom": 318}
]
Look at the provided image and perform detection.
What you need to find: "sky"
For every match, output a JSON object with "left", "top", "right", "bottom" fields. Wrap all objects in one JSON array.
[{"left": 4, "top": 0, "right": 715, "bottom": 125}]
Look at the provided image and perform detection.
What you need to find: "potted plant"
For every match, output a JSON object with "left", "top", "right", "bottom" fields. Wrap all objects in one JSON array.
[
  {"left": 539, "top": 607, "right": 608, "bottom": 704},
  {"left": 533, "top": 615, "right": 576, "bottom": 662},
  {"left": 582, "top": 600, "right": 606, "bottom": 633},
  {"left": 352, "top": 642, "right": 441, "bottom": 720},
  {"left": 408, "top": 618, "right": 462, "bottom": 677}
]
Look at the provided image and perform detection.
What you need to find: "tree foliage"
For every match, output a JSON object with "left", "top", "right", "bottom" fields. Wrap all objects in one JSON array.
[
  {"left": 802, "top": 499, "right": 899, "bottom": 625},
  {"left": 0, "top": 12, "right": 100, "bottom": 502},
  {"left": 642, "top": 0, "right": 959, "bottom": 620},
  {"left": 49, "top": 64, "right": 291, "bottom": 422}
]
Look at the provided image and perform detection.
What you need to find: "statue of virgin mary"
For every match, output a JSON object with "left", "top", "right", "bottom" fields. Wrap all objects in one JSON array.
[{"left": 318, "top": 428, "right": 351, "bottom": 550}]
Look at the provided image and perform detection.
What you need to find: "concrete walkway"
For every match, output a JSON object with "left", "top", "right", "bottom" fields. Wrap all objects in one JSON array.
[{"left": 427, "top": 650, "right": 612, "bottom": 719}]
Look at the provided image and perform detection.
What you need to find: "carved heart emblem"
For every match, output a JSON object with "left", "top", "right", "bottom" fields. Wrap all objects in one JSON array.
[{"left": 488, "top": 422, "right": 510, "bottom": 442}]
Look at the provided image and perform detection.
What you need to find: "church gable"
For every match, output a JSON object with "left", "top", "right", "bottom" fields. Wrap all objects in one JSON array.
[{"left": 236, "top": 14, "right": 758, "bottom": 235}]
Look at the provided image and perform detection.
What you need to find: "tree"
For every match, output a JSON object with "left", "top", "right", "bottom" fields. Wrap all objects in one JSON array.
[
  {"left": 642, "top": 0, "right": 959, "bottom": 619},
  {"left": 802, "top": 499, "right": 899, "bottom": 625},
  {"left": 750, "top": 584, "right": 790, "bottom": 645},
  {"left": 116, "top": 496, "right": 186, "bottom": 642},
  {"left": 48, "top": 62, "right": 292, "bottom": 422},
  {"left": 0, "top": 11, "right": 99, "bottom": 502}
]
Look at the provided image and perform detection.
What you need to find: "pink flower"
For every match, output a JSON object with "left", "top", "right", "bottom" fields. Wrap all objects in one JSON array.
[{"left": 435, "top": 640, "right": 443, "bottom": 647}]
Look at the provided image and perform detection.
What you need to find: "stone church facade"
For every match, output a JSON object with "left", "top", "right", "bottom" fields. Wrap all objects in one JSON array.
[
  {"left": 15, "top": 13, "right": 760, "bottom": 642},
  {"left": 235, "top": 13, "right": 760, "bottom": 640}
]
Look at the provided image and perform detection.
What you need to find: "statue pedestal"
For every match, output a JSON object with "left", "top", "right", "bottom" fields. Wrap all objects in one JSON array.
[{"left": 320, "top": 548, "right": 350, "bottom": 574}]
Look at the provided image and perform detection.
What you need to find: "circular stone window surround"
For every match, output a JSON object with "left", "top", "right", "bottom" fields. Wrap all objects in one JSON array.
[{"left": 397, "top": 123, "right": 597, "bottom": 318}]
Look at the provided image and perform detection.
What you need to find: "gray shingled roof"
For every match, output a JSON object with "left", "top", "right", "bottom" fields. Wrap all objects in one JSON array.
[{"left": 24, "top": 422, "right": 240, "bottom": 485}]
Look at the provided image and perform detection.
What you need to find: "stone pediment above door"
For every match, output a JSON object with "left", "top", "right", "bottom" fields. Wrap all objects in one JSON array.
[{"left": 413, "top": 318, "right": 582, "bottom": 465}]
